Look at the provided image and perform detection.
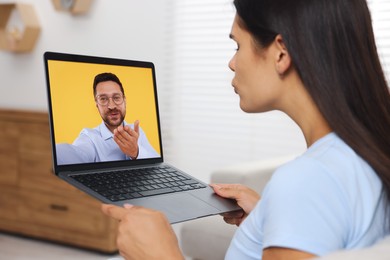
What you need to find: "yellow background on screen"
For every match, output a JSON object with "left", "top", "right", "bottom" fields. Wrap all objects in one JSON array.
[{"left": 48, "top": 60, "right": 161, "bottom": 154}]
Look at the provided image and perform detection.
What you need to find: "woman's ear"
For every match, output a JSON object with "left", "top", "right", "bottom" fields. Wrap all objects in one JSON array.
[{"left": 274, "top": 34, "right": 291, "bottom": 76}]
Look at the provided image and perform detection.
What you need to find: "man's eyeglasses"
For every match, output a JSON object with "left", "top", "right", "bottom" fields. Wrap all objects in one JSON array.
[{"left": 95, "top": 94, "right": 125, "bottom": 106}]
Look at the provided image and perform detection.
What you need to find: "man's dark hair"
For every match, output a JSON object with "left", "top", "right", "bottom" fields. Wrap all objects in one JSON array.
[{"left": 93, "top": 72, "right": 125, "bottom": 96}]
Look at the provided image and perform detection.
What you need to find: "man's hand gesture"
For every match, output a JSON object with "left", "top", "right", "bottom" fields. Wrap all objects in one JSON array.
[{"left": 114, "top": 120, "right": 140, "bottom": 159}]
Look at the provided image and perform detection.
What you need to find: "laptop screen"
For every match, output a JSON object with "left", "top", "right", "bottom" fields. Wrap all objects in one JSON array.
[{"left": 44, "top": 52, "right": 163, "bottom": 172}]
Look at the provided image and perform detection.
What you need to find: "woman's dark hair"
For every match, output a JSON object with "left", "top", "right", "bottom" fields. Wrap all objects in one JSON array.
[
  {"left": 93, "top": 72, "right": 125, "bottom": 96},
  {"left": 233, "top": 0, "right": 390, "bottom": 216}
]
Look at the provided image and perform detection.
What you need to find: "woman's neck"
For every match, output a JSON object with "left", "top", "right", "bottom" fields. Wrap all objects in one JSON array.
[{"left": 278, "top": 71, "right": 332, "bottom": 147}]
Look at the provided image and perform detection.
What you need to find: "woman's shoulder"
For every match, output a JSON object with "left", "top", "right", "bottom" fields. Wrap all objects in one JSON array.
[
  {"left": 268, "top": 154, "right": 338, "bottom": 196},
  {"left": 274, "top": 133, "right": 374, "bottom": 182},
  {"left": 268, "top": 132, "right": 381, "bottom": 206}
]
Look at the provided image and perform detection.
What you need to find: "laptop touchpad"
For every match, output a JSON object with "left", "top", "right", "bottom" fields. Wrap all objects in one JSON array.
[{"left": 128, "top": 193, "right": 220, "bottom": 223}]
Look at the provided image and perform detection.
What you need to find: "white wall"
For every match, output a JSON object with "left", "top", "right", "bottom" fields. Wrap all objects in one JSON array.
[{"left": 0, "top": 0, "right": 171, "bottom": 111}]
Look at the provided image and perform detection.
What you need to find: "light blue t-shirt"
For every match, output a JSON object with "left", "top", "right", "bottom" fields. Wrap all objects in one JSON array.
[
  {"left": 56, "top": 121, "right": 159, "bottom": 164},
  {"left": 225, "top": 133, "right": 388, "bottom": 259}
]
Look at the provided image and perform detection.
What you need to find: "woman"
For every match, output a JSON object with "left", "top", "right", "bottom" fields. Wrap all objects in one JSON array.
[{"left": 102, "top": 0, "right": 390, "bottom": 259}]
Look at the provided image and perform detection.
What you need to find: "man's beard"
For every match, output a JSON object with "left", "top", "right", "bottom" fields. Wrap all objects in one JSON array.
[{"left": 102, "top": 108, "right": 125, "bottom": 128}]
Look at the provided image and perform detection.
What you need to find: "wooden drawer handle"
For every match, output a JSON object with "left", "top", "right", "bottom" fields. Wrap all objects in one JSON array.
[{"left": 50, "top": 204, "right": 69, "bottom": 211}]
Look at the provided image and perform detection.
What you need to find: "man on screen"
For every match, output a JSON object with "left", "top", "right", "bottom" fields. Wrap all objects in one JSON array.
[{"left": 56, "top": 72, "right": 159, "bottom": 164}]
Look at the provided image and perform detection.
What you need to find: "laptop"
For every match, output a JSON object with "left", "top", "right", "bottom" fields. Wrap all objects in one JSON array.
[{"left": 43, "top": 51, "right": 239, "bottom": 224}]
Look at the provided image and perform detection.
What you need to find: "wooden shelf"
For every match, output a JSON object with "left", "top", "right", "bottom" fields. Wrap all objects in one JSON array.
[
  {"left": 52, "top": 0, "right": 93, "bottom": 15},
  {"left": 0, "top": 3, "right": 41, "bottom": 53}
]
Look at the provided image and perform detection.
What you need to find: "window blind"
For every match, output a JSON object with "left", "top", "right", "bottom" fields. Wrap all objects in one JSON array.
[{"left": 369, "top": 0, "right": 390, "bottom": 82}]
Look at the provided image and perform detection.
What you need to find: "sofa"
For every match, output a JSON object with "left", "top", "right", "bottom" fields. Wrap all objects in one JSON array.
[{"left": 180, "top": 156, "right": 390, "bottom": 260}]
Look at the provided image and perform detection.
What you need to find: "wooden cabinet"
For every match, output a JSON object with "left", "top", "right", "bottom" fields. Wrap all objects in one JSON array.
[{"left": 0, "top": 109, "right": 118, "bottom": 253}]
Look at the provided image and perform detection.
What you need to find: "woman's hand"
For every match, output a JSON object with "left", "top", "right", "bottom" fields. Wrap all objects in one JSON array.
[
  {"left": 210, "top": 184, "right": 260, "bottom": 226},
  {"left": 101, "top": 204, "right": 184, "bottom": 260}
]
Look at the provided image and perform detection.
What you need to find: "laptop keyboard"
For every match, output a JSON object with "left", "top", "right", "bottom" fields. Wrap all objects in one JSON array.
[{"left": 70, "top": 166, "right": 207, "bottom": 202}]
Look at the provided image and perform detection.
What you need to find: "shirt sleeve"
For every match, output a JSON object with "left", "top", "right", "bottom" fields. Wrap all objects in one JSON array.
[
  {"left": 261, "top": 157, "right": 350, "bottom": 256},
  {"left": 55, "top": 141, "right": 95, "bottom": 164},
  {"left": 136, "top": 126, "right": 160, "bottom": 159},
  {"left": 70, "top": 130, "right": 98, "bottom": 162}
]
